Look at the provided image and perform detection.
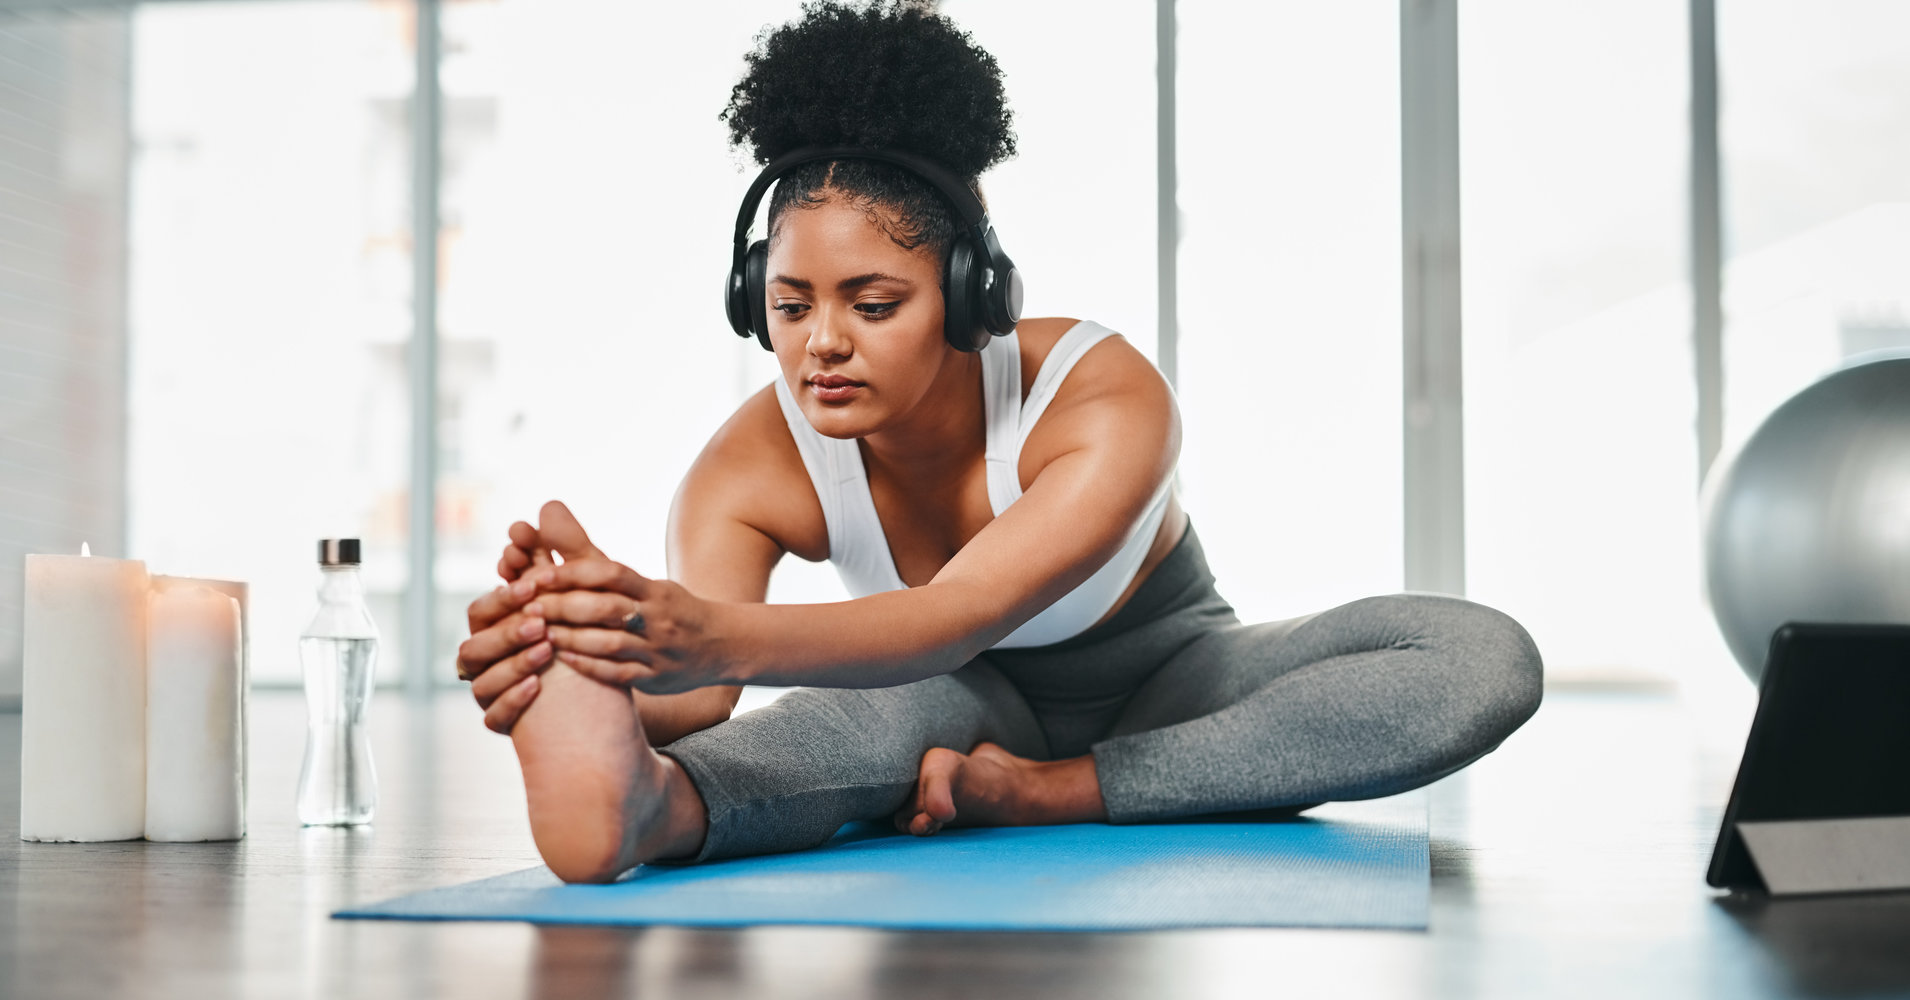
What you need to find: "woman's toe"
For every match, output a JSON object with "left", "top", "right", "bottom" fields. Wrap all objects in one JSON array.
[{"left": 919, "top": 751, "right": 962, "bottom": 822}]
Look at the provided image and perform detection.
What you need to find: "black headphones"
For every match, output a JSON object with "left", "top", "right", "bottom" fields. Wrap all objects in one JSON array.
[{"left": 725, "top": 146, "right": 1024, "bottom": 353}]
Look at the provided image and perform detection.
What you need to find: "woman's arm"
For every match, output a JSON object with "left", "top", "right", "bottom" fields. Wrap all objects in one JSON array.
[
  {"left": 735, "top": 337, "right": 1177, "bottom": 686},
  {"left": 637, "top": 385, "right": 814, "bottom": 735},
  {"left": 463, "top": 382, "right": 808, "bottom": 739},
  {"left": 544, "top": 335, "right": 1179, "bottom": 692}
]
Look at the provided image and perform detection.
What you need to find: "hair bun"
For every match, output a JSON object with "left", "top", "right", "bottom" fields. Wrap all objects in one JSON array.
[{"left": 722, "top": 0, "right": 1017, "bottom": 179}]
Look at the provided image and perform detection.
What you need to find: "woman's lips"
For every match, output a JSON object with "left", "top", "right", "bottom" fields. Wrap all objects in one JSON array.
[{"left": 808, "top": 376, "right": 864, "bottom": 402}]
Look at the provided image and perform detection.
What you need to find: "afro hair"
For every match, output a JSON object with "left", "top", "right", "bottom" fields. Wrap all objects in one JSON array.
[
  {"left": 721, "top": 0, "right": 1017, "bottom": 178},
  {"left": 721, "top": 1, "right": 1018, "bottom": 258}
]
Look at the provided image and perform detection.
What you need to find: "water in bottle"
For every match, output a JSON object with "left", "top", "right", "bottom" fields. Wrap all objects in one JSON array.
[{"left": 296, "top": 538, "right": 379, "bottom": 826}]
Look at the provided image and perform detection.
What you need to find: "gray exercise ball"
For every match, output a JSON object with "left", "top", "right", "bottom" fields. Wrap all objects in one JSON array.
[{"left": 1702, "top": 352, "right": 1910, "bottom": 683}]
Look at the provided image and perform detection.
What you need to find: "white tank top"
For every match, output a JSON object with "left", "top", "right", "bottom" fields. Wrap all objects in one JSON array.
[{"left": 772, "top": 319, "right": 1174, "bottom": 649}]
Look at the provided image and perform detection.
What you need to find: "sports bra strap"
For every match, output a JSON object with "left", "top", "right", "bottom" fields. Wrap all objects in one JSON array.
[
  {"left": 1017, "top": 322, "right": 1117, "bottom": 453},
  {"left": 983, "top": 321, "right": 1118, "bottom": 509},
  {"left": 982, "top": 329, "right": 1024, "bottom": 514},
  {"left": 772, "top": 375, "right": 901, "bottom": 595}
]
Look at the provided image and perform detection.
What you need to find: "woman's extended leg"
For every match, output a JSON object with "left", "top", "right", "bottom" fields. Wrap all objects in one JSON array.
[
  {"left": 661, "top": 659, "right": 1048, "bottom": 861},
  {"left": 512, "top": 651, "right": 1049, "bottom": 876},
  {"left": 1088, "top": 593, "right": 1544, "bottom": 822}
]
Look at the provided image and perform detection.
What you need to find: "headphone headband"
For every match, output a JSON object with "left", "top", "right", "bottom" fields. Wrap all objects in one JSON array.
[
  {"left": 725, "top": 145, "right": 1021, "bottom": 352},
  {"left": 732, "top": 146, "right": 992, "bottom": 261}
]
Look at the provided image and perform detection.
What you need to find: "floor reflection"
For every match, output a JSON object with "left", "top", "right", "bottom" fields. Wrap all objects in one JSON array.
[
  {"left": 1714, "top": 890, "right": 1910, "bottom": 997},
  {"left": 527, "top": 926, "right": 641, "bottom": 998}
]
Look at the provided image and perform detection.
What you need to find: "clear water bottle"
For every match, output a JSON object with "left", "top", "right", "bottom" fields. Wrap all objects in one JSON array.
[{"left": 296, "top": 538, "right": 379, "bottom": 826}]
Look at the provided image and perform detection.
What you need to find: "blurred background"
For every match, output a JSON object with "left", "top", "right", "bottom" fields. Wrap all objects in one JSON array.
[{"left": 1, "top": 0, "right": 1906, "bottom": 722}]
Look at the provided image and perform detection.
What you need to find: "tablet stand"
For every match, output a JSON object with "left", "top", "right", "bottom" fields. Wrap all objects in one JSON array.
[{"left": 1737, "top": 816, "right": 1910, "bottom": 895}]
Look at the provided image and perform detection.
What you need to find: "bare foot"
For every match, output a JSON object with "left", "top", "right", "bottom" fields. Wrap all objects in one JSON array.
[
  {"left": 892, "top": 742, "right": 1107, "bottom": 837},
  {"left": 510, "top": 662, "right": 707, "bottom": 882}
]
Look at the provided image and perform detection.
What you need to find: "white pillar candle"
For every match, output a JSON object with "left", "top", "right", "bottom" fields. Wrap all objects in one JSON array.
[
  {"left": 20, "top": 549, "right": 150, "bottom": 842},
  {"left": 144, "top": 584, "right": 245, "bottom": 842},
  {"left": 151, "top": 574, "right": 249, "bottom": 839}
]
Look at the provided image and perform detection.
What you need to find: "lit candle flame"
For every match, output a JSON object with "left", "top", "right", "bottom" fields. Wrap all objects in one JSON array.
[{"left": 81, "top": 542, "right": 91, "bottom": 558}]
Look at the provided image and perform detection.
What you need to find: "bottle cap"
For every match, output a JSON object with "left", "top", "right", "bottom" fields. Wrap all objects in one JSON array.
[{"left": 318, "top": 539, "right": 362, "bottom": 566}]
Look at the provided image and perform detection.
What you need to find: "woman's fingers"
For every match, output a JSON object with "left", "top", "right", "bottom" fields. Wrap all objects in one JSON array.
[
  {"left": 552, "top": 647, "right": 657, "bottom": 688},
  {"left": 457, "top": 602, "right": 548, "bottom": 682},
  {"left": 469, "top": 637, "right": 554, "bottom": 708},
  {"left": 547, "top": 558, "right": 651, "bottom": 599},
  {"left": 465, "top": 574, "right": 547, "bottom": 634},
  {"left": 534, "top": 590, "right": 640, "bottom": 629},
  {"left": 462, "top": 518, "right": 567, "bottom": 735},
  {"left": 483, "top": 674, "right": 541, "bottom": 734},
  {"left": 546, "top": 623, "right": 652, "bottom": 661}
]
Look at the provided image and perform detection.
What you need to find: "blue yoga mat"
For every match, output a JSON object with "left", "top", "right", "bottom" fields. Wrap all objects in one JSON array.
[{"left": 336, "top": 791, "right": 1427, "bottom": 932}]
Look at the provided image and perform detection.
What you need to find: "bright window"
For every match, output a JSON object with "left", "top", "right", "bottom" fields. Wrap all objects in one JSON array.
[
  {"left": 127, "top": 1, "right": 415, "bottom": 684},
  {"left": 1459, "top": 0, "right": 1701, "bottom": 686},
  {"left": 1717, "top": 0, "right": 1910, "bottom": 447},
  {"left": 1175, "top": 1, "right": 1404, "bottom": 625}
]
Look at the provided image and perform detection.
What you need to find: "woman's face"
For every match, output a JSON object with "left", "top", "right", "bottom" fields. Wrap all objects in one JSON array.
[{"left": 766, "top": 195, "right": 952, "bottom": 440}]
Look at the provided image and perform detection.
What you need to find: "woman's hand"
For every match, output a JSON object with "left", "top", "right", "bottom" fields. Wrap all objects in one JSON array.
[
  {"left": 535, "top": 558, "right": 735, "bottom": 695},
  {"left": 458, "top": 520, "right": 558, "bottom": 733}
]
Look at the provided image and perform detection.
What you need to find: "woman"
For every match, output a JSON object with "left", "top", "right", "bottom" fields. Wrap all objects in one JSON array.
[{"left": 456, "top": 0, "right": 1541, "bottom": 884}]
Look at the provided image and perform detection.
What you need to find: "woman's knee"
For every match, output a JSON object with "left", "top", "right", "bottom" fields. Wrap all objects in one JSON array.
[
  {"left": 1459, "top": 599, "right": 1542, "bottom": 709},
  {"left": 1422, "top": 595, "right": 1543, "bottom": 744},
  {"left": 1354, "top": 593, "right": 1544, "bottom": 738}
]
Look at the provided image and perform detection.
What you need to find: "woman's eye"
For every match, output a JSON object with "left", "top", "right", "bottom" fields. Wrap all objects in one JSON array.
[
  {"left": 856, "top": 301, "right": 899, "bottom": 318},
  {"left": 774, "top": 302, "right": 809, "bottom": 318}
]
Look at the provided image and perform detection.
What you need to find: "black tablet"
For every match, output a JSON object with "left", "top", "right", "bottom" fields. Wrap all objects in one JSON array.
[{"left": 1706, "top": 622, "right": 1910, "bottom": 892}]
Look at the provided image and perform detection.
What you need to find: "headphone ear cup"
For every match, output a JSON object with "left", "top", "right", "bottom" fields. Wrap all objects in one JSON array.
[
  {"left": 726, "top": 256, "right": 751, "bottom": 340},
  {"left": 943, "top": 236, "right": 985, "bottom": 352},
  {"left": 978, "top": 227, "right": 1022, "bottom": 337},
  {"left": 744, "top": 240, "right": 773, "bottom": 351},
  {"left": 987, "top": 262, "right": 1024, "bottom": 335}
]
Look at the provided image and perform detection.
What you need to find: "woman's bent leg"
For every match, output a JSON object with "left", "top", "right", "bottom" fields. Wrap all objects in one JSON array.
[
  {"left": 660, "top": 659, "right": 1047, "bottom": 862},
  {"left": 1090, "top": 593, "right": 1543, "bottom": 823}
]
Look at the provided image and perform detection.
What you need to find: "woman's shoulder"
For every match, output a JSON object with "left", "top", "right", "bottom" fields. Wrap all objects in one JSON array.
[
  {"left": 1014, "top": 316, "right": 1165, "bottom": 403},
  {"left": 1011, "top": 313, "right": 1179, "bottom": 499}
]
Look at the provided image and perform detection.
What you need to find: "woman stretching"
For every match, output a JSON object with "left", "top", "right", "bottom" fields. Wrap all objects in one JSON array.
[{"left": 455, "top": 0, "right": 1542, "bottom": 884}]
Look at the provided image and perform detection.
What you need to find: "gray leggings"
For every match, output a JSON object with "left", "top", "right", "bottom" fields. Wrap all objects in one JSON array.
[{"left": 662, "top": 521, "right": 1543, "bottom": 862}]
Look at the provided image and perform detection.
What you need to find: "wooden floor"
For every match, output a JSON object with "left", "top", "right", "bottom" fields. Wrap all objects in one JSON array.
[{"left": 4, "top": 687, "right": 1908, "bottom": 1000}]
